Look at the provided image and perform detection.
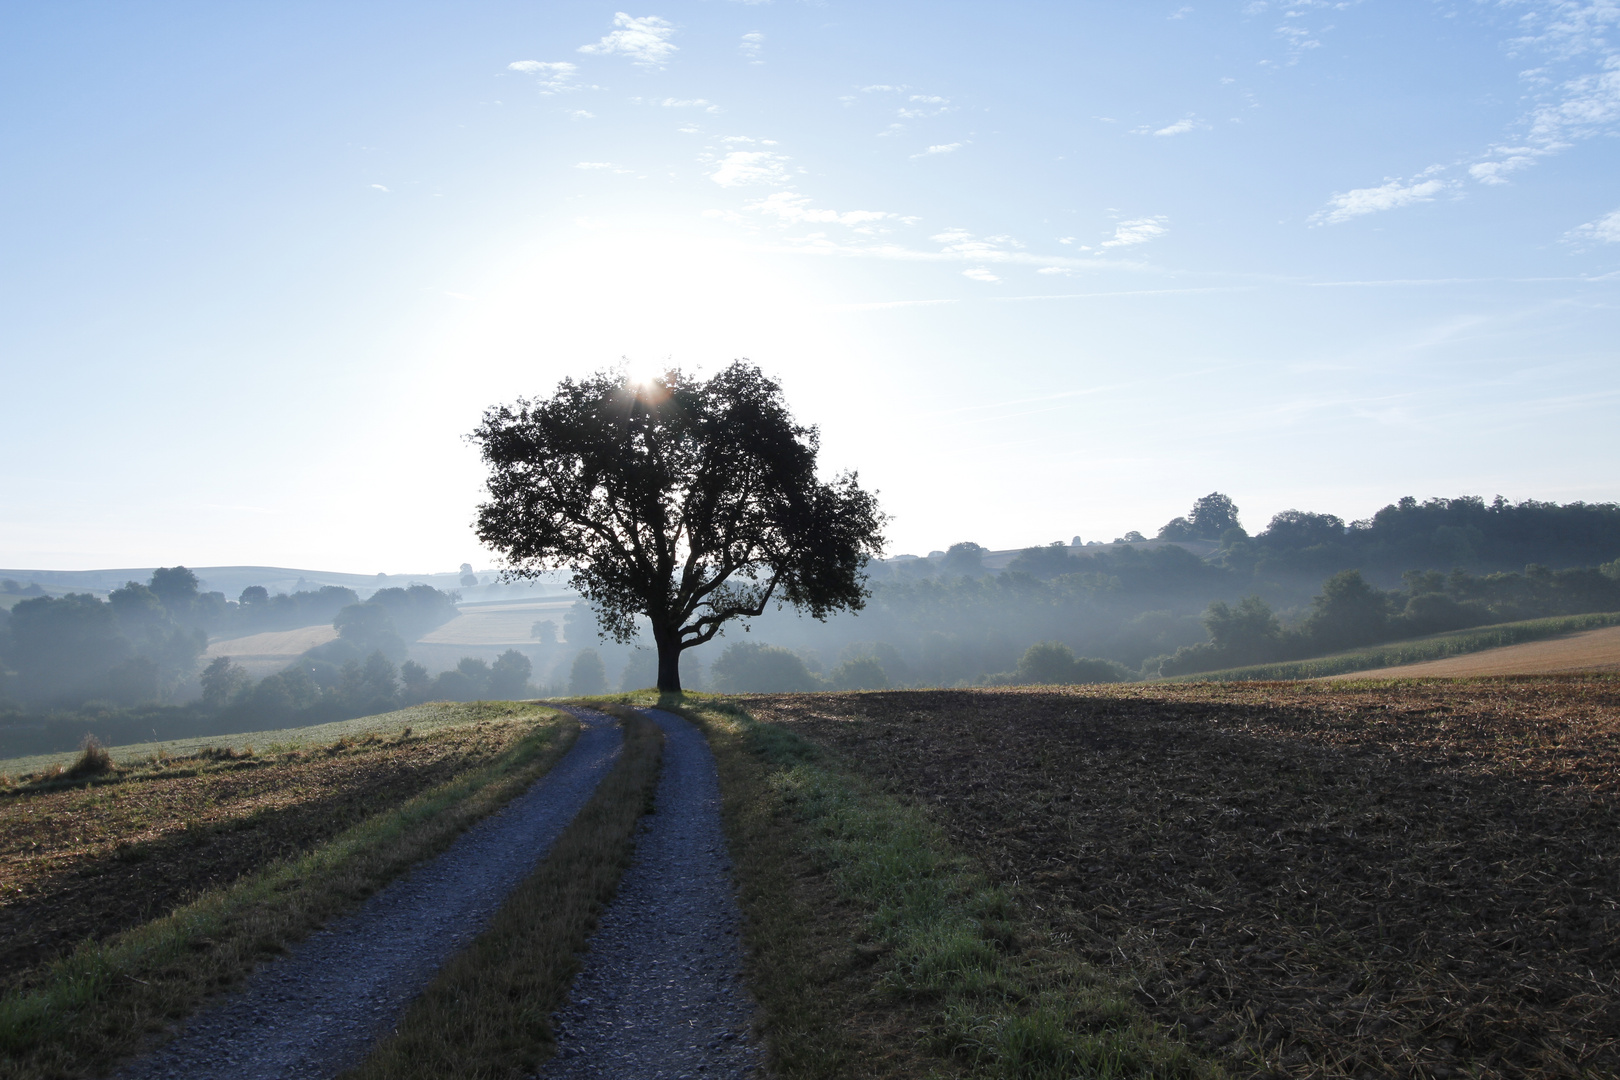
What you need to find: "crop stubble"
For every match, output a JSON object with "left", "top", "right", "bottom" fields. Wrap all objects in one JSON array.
[
  {"left": 0, "top": 715, "right": 540, "bottom": 995},
  {"left": 743, "top": 681, "right": 1620, "bottom": 1079}
]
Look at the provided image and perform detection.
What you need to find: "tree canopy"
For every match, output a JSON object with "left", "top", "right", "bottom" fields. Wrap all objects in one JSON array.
[{"left": 470, "top": 362, "right": 886, "bottom": 692}]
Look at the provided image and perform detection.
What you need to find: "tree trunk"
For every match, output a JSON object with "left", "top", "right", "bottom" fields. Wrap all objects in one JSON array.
[{"left": 655, "top": 630, "right": 683, "bottom": 694}]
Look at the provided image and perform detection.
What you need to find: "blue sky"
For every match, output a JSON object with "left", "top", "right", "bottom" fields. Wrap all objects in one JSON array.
[{"left": 2, "top": 1, "right": 1617, "bottom": 572}]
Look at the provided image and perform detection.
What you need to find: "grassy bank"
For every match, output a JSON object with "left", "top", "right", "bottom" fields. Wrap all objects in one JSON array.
[
  {"left": 343, "top": 709, "right": 662, "bottom": 1080},
  {"left": 1162, "top": 611, "right": 1620, "bottom": 682},
  {"left": 0, "top": 703, "right": 575, "bottom": 1080},
  {"left": 631, "top": 691, "right": 1204, "bottom": 1080}
]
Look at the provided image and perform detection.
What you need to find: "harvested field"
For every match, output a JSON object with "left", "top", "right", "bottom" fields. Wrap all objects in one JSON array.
[
  {"left": 416, "top": 598, "right": 576, "bottom": 647},
  {"left": 1327, "top": 625, "right": 1620, "bottom": 680},
  {"left": 204, "top": 624, "right": 338, "bottom": 677},
  {"left": 0, "top": 703, "right": 554, "bottom": 996},
  {"left": 743, "top": 681, "right": 1620, "bottom": 1079}
]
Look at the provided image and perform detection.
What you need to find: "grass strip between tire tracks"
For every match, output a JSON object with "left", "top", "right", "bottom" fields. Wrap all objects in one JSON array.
[
  {"left": 629, "top": 691, "right": 1209, "bottom": 1080},
  {"left": 0, "top": 704, "right": 576, "bottom": 1080},
  {"left": 342, "top": 709, "right": 663, "bottom": 1080}
]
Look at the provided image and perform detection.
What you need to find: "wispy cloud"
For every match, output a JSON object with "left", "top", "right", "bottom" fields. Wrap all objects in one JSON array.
[
  {"left": 913, "top": 142, "right": 962, "bottom": 157},
  {"left": 1153, "top": 117, "right": 1199, "bottom": 136},
  {"left": 1100, "top": 217, "right": 1170, "bottom": 247},
  {"left": 1566, "top": 206, "right": 1620, "bottom": 244},
  {"left": 740, "top": 31, "right": 764, "bottom": 63},
  {"left": 644, "top": 96, "right": 719, "bottom": 112},
  {"left": 962, "top": 268, "right": 1001, "bottom": 282},
  {"left": 1313, "top": 172, "right": 1448, "bottom": 225},
  {"left": 710, "top": 150, "right": 793, "bottom": 187},
  {"left": 370, "top": 184, "right": 390, "bottom": 193},
  {"left": 507, "top": 60, "right": 582, "bottom": 93},
  {"left": 1468, "top": 150, "right": 1540, "bottom": 184},
  {"left": 747, "top": 191, "right": 895, "bottom": 229},
  {"left": 578, "top": 13, "right": 678, "bottom": 68},
  {"left": 1316, "top": 5, "right": 1620, "bottom": 223},
  {"left": 574, "top": 162, "right": 615, "bottom": 170}
]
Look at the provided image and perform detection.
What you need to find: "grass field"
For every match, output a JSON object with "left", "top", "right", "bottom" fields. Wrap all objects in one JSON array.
[
  {"left": 0, "top": 701, "right": 574, "bottom": 1078},
  {"left": 739, "top": 682, "right": 1620, "bottom": 1079},
  {"left": 1166, "top": 611, "right": 1620, "bottom": 682}
]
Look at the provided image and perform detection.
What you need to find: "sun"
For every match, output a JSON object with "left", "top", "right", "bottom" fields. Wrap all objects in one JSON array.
[{"left": 624, "top": 357, "right": 668, "bottom": 388}]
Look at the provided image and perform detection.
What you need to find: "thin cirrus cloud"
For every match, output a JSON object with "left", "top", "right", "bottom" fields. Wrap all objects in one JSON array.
[
  {"left": 747, "top": 191, "right": 895, "bottom": 229},
  {"left": 643, "top": 96, "right": 719, "bottom": 112},
  {"left": 962, "top": 268, "right": 1001, "bottom": 282},
  {"left": 578, "top": 12, "right": 678, "bottom": 68},
  {"left": 740, "top": 32, "right": 763, "bottom": 63},
  {"left": 709, "top": 149, "right": 793, "bottom": 186},
  {"left": 507, "top": 59, "right": 580, "bottom": 93},
  {"left": 1313, "top": 173, "right": 1449, "bottom": 225},
  {"left": 1152, "top": 117, "right": 1199, "bottom": 136},
  {"left": 912, "top": 142, "right": 962, "bottom": 157},
  {"left": 1314, "top": 4, "right": 1620, "bottom": 225},
  {"left": 1566, "top": 207, "right": 1620, "bottom": 244},
  {"left": 1099, "top": 217, "right": 1170, "bottom": 247}
]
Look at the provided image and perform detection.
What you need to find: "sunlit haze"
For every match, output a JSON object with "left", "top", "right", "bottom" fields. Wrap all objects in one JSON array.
[{"left": 3, "top": 2, "right": 1617, "bottom": 572}]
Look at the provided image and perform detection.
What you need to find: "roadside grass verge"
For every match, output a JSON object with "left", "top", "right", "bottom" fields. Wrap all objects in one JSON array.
[
  {"left": 1162, "top": 611, "right": 1620, "bottom": 682},
  {"left": 0, "top": 703, "right": 575, "bottom": 1080},
  {"left": 617, "top": 691, "right": 1206, "bottom": 1080},
  {"left": 342, "top": 709, "right": 662, "bottom": 1080}
]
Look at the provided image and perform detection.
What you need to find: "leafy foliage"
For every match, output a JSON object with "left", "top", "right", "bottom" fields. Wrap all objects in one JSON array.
[{"left": 471, "top": 363, "right": 885, "bottom": 692}]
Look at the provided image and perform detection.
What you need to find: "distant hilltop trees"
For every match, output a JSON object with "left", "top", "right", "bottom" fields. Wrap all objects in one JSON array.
[{"left": 1155, "top": 491, "right": 1620, "bottom": 575}]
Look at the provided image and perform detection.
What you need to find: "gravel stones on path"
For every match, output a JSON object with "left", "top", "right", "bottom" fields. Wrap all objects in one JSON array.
[
  {"left": 118, "top": 709, "right": 623, "bottom": 1080},
  {"left": 542, "top": 706, "right": 761, "bottom": 1080}
]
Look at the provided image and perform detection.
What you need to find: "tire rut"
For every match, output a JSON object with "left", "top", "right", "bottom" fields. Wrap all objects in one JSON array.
[
  {"left": 118, "top": 708, "right": 623, "bottom": 1080},
  {"left": 542, "top": 706, "right": 761, "bottom": 1080}
]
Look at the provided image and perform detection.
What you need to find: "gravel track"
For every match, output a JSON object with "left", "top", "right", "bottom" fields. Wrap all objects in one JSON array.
[
  {"left": 543, "top": 706, "right": 761, "bottom": 1080},
  {"left": 118, "top": 708, "right": 622, "bottom": 1080}
]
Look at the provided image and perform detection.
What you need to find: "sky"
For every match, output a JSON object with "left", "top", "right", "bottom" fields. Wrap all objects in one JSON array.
[{"left": 2, "top": 1, "right": 1617, "bottom": 573}]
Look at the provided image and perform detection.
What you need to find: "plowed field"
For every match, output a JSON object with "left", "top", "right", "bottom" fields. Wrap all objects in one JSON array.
[{"left": 742, "top": 681, "right": 1620, "bottom": 1080}]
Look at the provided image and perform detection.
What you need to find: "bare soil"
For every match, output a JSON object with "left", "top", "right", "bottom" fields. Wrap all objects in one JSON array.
[
  {"left": 0, "top": 716, "right": 538, "bottom": 994},
  {"left": 742, "top": 681, "right": 1620, "bottom": 1079}
]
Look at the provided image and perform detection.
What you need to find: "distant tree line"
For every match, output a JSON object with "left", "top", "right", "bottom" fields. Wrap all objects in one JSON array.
[
  {"left": 0, "top": 568, "right": 212, "bottom": 708},
  {"left": 1157, "top": 560, "right": 1620, "bottom": 676},
  {"left": 713, "top": 492, "right": 1620, "bottom": 690},
  {"left": 0, "top": 567, "right": 468, "bottom": 712}
]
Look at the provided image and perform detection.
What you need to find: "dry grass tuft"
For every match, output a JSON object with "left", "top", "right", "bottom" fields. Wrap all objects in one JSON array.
[{"left": 65, "top": 737, "right": 112, "bottom": 779}]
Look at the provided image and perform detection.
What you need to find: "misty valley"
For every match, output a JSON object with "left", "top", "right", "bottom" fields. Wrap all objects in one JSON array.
[{"left": 4, "top": 490, "right": 1618, "bottom": 760}]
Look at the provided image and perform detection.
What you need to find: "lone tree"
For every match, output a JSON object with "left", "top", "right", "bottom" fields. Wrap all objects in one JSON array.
[{"left": 470, "top": 362, "right": 886, "bottom": 693}]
